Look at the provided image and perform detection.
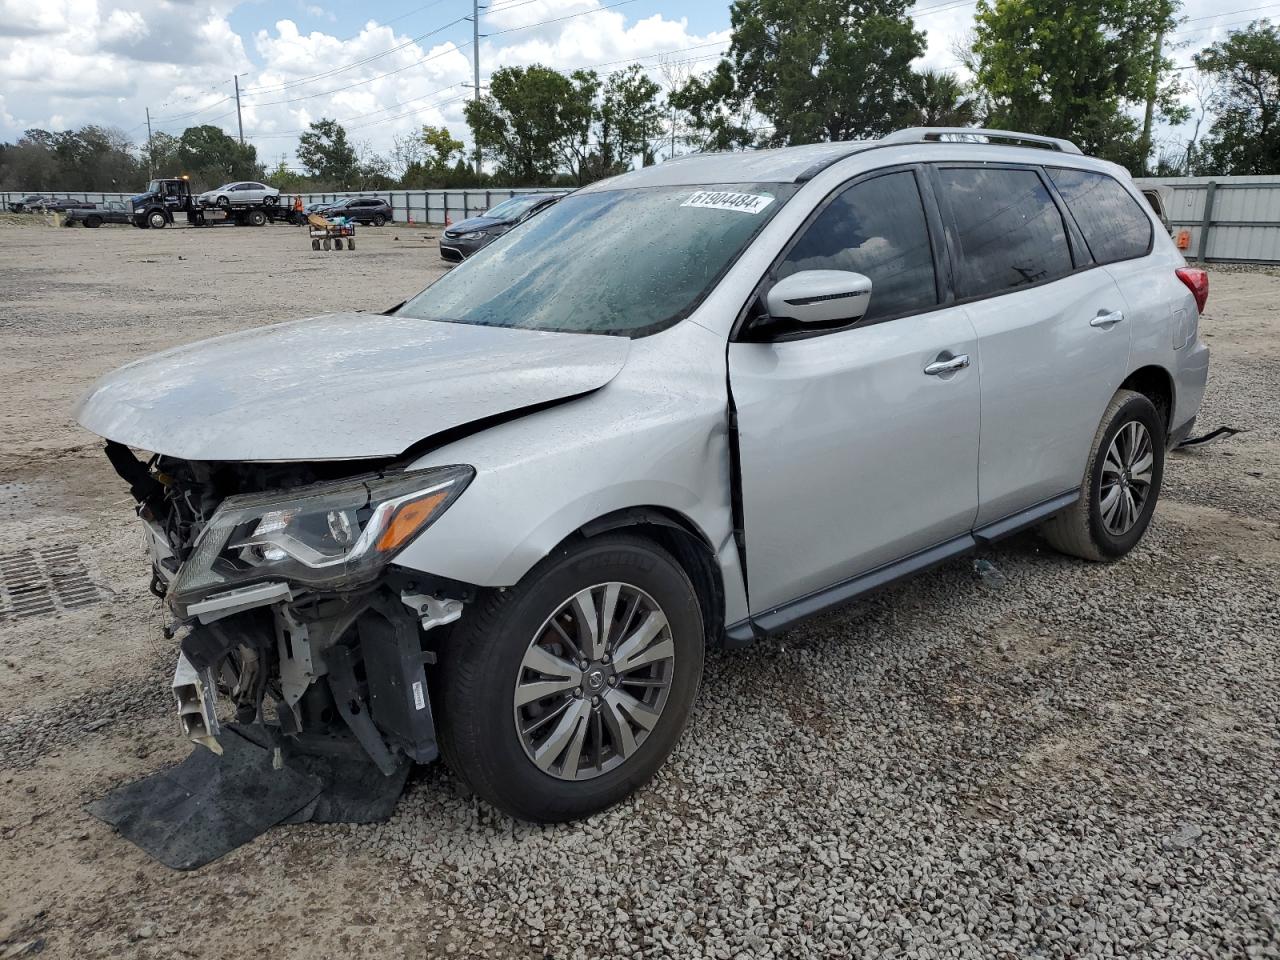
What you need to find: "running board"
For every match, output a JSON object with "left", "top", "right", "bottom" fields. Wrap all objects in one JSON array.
[{"left": 725, "top": 491, "right": 1077, "bottom": 644}]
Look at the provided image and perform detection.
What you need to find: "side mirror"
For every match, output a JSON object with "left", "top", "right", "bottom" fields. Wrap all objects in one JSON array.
[{"left": 765, "top": 270, "right": 872, "bottom": 326}]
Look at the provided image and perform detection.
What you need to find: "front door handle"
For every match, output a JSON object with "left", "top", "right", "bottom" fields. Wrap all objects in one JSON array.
[
  {"left": 1090, "top": 310, "right": 1125, "bottom": 328},
  {"left": 924, "top": 354, "right": 970, "bottom": 376}
]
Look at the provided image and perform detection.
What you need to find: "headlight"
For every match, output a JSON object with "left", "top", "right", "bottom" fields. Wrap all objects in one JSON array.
[
  {"left": 460, "top": 230, "right": 487, "bottom": 240},
  {"left": 169, "top": 466, "right": 472, "bottom": 614}
]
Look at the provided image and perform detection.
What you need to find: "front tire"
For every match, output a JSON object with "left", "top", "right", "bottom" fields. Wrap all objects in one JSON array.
[
  {"left": 147, "top": 210, "right": 167, "bottom": 229},
  {"left": 436, "top": 534, "right": 704, "bottom": 822},
  {"left": 1041, "top": 389, "right": 1165, "bottom": 561}
]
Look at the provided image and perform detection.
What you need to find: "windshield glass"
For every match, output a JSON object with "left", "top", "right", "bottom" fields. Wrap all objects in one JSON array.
[
  {"left": 398, "top": 183, "right": 796, "bottom": 336},
  {"left": 146, "top": 181, "right": 162, "bottom": 194},
  {"left": 484, "top": 194, "right": 552, "bottom": 219}
]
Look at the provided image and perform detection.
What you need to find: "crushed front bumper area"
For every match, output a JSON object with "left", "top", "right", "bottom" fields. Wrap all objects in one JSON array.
[
  {"left": 171, "top": 587, "right": 453, "bottom": 773},
  {"left": 88, "top": 587, "right": 461, "bottom": 869}
]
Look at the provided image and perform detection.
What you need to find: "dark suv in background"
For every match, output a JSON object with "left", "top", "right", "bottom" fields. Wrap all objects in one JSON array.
[{"left": 319, "top": 197, "right": 394, "bottom": 226}]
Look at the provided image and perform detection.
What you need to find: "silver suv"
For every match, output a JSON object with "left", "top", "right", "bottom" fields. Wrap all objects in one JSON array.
[{"left": 77, "top": 128, "right": 1210, "bottom": 822}]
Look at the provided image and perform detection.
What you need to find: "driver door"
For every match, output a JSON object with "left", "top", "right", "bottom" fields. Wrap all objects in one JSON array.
[{"left": 727, "top": 168, "right": 982, "bottom": 617}]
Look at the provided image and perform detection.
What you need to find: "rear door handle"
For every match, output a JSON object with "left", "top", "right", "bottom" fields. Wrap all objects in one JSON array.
[
  {"left": 1090, "top": 310, "right": 1125, "bottom": 328},
  {"left": 924, "top": 354, "right": 970, "bottom": 376}
]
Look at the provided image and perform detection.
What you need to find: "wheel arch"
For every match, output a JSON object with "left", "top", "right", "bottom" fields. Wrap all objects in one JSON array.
[
  {"left": 575, "top": 506, "right": 726, "bottom": 649},
  {"left": 1120, "top": 364, "right": 1175, "bottom": 431}
]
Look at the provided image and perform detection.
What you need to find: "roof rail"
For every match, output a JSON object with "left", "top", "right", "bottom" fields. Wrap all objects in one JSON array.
[{"left": 880, "top": 127, "right": 1083, "bottom": 155}]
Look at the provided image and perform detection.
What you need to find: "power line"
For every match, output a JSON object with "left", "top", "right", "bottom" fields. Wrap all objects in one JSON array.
[
  {"left": 241, "top": 15, "right": 471, "bottom": 95},
  {"left": 483, "top": 0, "right": 639, "bottom": 37},
  {"left": 243, "top": 42, "right": 473, "bottom": 107},
  {"left": 151, "top": 96, "right": 234, "bottom": 123}
]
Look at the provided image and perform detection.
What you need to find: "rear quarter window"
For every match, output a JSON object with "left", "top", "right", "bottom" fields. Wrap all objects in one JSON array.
[{"left": 1048, "top": 167, "right": 1154, "bottom": 264}]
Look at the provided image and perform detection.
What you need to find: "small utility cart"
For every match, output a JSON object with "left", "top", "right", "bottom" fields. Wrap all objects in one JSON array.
[{"left": 307, "top": 212, "right": 356, "bottom": 251}]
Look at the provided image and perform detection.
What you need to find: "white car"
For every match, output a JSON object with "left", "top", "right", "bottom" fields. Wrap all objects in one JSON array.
[{"left": 197, "top": 181, "right": 280, "bottom": 208}]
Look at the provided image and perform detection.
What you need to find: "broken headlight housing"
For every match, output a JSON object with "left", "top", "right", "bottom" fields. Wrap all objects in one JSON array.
[{"left": 168, "top": 466, "right": 472, "bottom": 616}]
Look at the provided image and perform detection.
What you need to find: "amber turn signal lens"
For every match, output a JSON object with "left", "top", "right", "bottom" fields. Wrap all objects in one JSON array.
[{"left": 376, "top": 491, "right": 449, "bottom": 553}]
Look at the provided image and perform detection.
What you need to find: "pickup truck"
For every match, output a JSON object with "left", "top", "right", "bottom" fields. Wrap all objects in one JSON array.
[{"left": 64, "top": 200, "right": 132, "bottom": 227}]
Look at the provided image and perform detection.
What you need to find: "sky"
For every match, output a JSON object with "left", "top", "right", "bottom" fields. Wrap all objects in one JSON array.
[{"left": 0, "top": 0, "right": 1265, "bottom": 171}]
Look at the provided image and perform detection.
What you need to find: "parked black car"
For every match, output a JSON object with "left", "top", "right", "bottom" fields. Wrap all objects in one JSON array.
[
  {"left": 8, "top": 194, "right": 49, "bottom": 213},
  {"left": 316, "top": 197, "right": 394, "bottom": 226},
  {"left": 63, "top": 200, "right": 133, "bottom": 227},
  {"left": 30, "top": 196, "right": 95, "bottom": 213},
  {"left": 439, "top": 193, "right": 567, "bottom": 261}
]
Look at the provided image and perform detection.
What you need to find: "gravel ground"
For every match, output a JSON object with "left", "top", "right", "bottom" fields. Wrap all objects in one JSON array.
[{"left": 0, "top": 221, "right": 1277, "bottom": 959}]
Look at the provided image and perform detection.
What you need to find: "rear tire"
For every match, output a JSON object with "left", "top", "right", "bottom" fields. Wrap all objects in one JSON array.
[
  {"left": 85, "top": 216, "right": 102, "bottom": 228},
  {"left": 1041, "top": 389, "right": 1165, "bottom": 562},
  {"left": 436, "top": 534, "right": 704, "bottom": 822},
  {"left": 372, "top": 214, "right": 386, "bottom": 227},
  {"left": 247, "top": 210, "right": 267, "bottom": 227}
]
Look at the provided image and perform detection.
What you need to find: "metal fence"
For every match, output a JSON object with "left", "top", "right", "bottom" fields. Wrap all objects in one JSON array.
[
  {"left": 0, "top": 187, "right": 562, "bottom": 225},
  {"left": 15, "top": 178, "right": 1280, "bottom": 261},
  {"left": 1136, "top": 175, "right": 1280, "bottom": 264}
]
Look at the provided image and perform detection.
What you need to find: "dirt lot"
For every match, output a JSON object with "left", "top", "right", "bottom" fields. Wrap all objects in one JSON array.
[{"left": 0, "top": 220, "right": 1277, "bottom": 959}]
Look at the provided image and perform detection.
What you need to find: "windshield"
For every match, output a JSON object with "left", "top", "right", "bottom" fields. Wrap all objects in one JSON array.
[
  {"left": 484, "top": 194, "right": 552, "bottom": 220},
  {"left": 145, "top": 181, "right": 162, "bottom": 194},
  {"left": 398, "top": 183, "right": 796, "bottom": 336}
]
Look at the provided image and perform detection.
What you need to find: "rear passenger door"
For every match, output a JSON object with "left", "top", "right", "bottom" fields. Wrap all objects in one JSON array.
[
  {"left": 933, "top": 164, "right": 1131, "bottom": 527},
  {"left": 1046, "top": 168, "right": 1188, "bottom": 355}
]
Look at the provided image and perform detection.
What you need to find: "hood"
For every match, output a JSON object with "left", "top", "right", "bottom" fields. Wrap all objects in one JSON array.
[
  {"left": 76, "top": 313, "right": 630, "bottom": 462},
  {"left": 446, "top": 216, "right": 508, "bottom": 234}
]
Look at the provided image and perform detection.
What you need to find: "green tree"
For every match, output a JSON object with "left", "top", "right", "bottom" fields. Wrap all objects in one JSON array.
[
  {"left": 147, "top": 131, "right": 181, "bottom": 175},
  {"left": 401, "top": 126, "right": 471, "bottom": 187},
  {"left": 1194, "top": 23, "right": 1280, "bottom": 175},
  {"left": 465, "top": 65, "right": 595, "bottom": 182},
  {"left": 296, "top": 118, "right": 358, "bottom": 185},
  {"left": 905, "top": 69, "right": 978, "bottom": 127},
  {"left": 683, "top": 0, "right": 924, "bottom": 146},
  {"left": 969, "top": 0, "right": 1185, "bottom": 170},
  {"left": 595, "top": 65, "right": 665, "bottom": 172},
  {"left": 178, "top": 124, "right": 259, "bottom": 186},
  {"left": 668, "top": 62, "right": 756, "bottom": 151},
  {"left": 0, "top": 130, "right": 59, "bottom": 190}
]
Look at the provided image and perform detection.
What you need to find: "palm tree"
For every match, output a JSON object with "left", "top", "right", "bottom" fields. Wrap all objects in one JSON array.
[{"left": 906, "top": 70, "right": 978, "bottom": 127}]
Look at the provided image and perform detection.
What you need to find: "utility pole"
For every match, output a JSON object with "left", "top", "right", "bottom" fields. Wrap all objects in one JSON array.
[
  {"left": 234, "top": 74, "right": 245, "bottom": 146},
  {"left": 1139, "top": 31, "right": 1163, "bottom": 176},
  {"left": 145, "top": 107, "right": 155, "bottom": 177},
  {"left": 472, "top": 0, "right": 482, "bottom": 177}
]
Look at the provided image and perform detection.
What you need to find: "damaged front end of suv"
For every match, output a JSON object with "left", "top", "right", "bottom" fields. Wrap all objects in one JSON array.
[{"left": 110, "top": 442, "right": 473, "bottom": 771}]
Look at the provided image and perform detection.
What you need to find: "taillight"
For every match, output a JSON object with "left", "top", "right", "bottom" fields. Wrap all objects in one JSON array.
[{"left": 1176, "top": 267, "right": 1208, "bottom": 315}]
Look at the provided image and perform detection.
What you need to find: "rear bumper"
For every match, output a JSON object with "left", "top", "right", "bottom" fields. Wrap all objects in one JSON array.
[{"left": 1172, "top": 338, "right": 1210, "bottom": 435}]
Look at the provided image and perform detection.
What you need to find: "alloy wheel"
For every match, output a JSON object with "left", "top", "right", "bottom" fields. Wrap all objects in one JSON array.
[
  {"left": 1099, "top": 420, "right": 1154, "bottom": 536},
  {"left": 513, "top": 582, "right": 675, "bottom": 781}
]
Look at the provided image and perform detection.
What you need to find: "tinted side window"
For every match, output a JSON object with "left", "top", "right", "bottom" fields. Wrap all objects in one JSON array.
[
  {"left": 1048, "top": 167, "right": 1154, "bottom": 264},
  {"left": 777, "top": 171, "right": 937, "bottom": 323},
  {"left": 939, "top": 167, "right": 1073, "bottom": 299}
]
